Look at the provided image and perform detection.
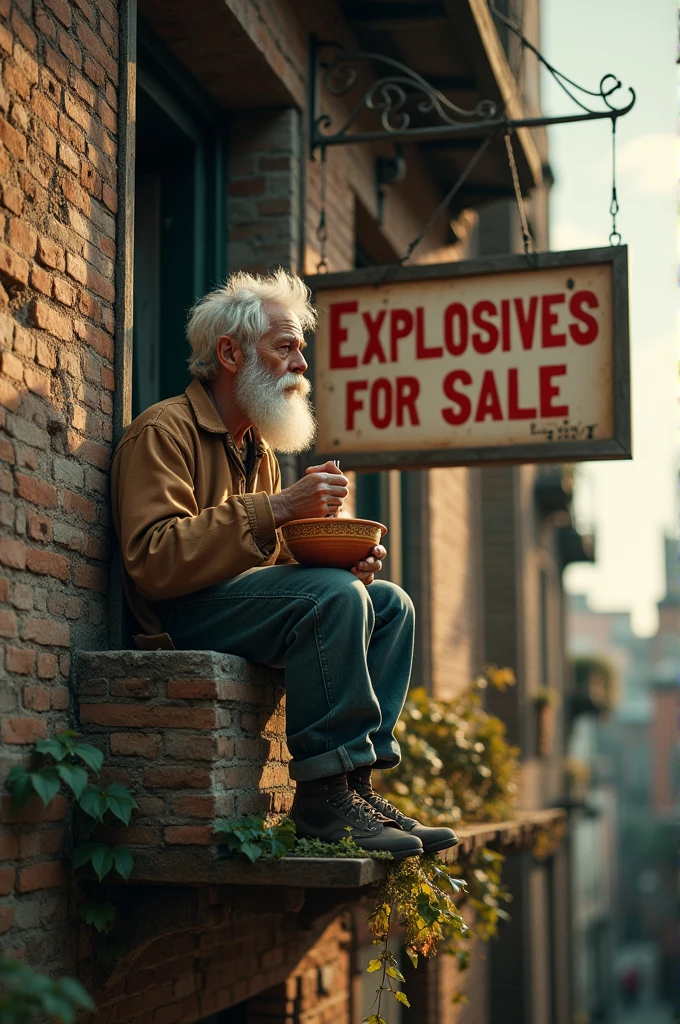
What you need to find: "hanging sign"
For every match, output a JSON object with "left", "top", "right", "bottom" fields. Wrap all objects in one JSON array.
[{"left": 306, "top": 247, "right": 630, "bottom": 470}]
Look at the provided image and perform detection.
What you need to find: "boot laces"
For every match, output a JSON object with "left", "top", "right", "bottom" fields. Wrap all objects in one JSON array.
[
  {"left": 332, "top": 788, "right": 383, "bottom": 831},
  {"left": 357, "top": 788, "right": 415, "bottom": 829}
]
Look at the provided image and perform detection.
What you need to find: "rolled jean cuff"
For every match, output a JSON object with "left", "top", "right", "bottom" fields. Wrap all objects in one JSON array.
[{"left": 288, "top": 744, "right": 375, "bottom": 782}]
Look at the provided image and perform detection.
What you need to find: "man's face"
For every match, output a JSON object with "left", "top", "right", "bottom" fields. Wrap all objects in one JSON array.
[
  {"left": 232, "top": 301, "right": 317, "bottom": 453},
  {"left": 254, "top": 302, "right": 308, "bottom": 383}
]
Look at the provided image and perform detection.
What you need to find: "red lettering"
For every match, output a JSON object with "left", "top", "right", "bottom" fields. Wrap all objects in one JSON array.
[
  {"left": 346, "top": 380, "right": 368, "bottom": 430},
  {"left": 330, "top": 301, "right": 358, "bottom": 369},
  {"left": 569, "top": 290, "right": 599, "bottom": 345},
  {"left": 541, "top": 293, "right": 566, "bottom": 347},
  {"left": 396, "top": 376, "right": 420, "bottom": 426},
  {"left": 539, "top": 365, "right": 569, "bottom": 417},
  {"left": 370, "top": 378, "right": 392, "bottom": 429},
  {"left": 501, "top": 299, "right": 511, "bottom": 352},
  {"left": 474, "top": 371, "right": 503, "bottom": 422},
  {"left": 390, "top": 308, "right": 413, "bottom": 362},
  {"left": 508, "top": 368, "right": 537, "bottom": 420},
  {"left": 471, "top": 300, "right": 499, "bottom": 354},
  {"left": 443, "top": 303, "right": 468, "bottom": 356},
  {"left": 415, "top": 306, "right": 442, "bottom": 359},
  {"left": 442, "top": 370, "right": 472, "bottom": 426},
  {"left": 361, "top": 309, "right": 387, "bottom": 364},
  {"left": 514, "top": 296, "right": 538, "bottom": 350}
]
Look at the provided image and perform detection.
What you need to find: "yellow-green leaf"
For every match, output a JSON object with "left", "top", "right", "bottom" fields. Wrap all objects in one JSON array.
[
  {"left": 367, "top": 958, "right": 382, "bottom": 973},
  {"left": 394, "top": 991, "right": 411, "bottom": 1007},
  {"left": 386, "top": 966, "right": 405, "bottom": 982},
  {"left": 405, "top": 947, "right": 418, "bottom": 969}
]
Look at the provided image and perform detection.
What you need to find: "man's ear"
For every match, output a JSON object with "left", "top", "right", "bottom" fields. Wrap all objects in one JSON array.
[{"left": 216, "top": 335, "right": 242, "bottom": 375}]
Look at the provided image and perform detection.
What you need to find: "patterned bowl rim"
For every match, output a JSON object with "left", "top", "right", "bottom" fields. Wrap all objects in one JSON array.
[{"left": 281, "top": 517, "right": 387, "bottom": 536}]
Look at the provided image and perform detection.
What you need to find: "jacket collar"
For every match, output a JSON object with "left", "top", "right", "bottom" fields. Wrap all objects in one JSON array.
[{"left": 185, "top": 378, "right": 269, "bottom": 453}]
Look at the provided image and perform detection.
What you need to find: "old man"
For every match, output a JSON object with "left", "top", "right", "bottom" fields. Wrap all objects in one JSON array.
[{"left": 111, "top": 269, "right": 457, "bottom": 858}]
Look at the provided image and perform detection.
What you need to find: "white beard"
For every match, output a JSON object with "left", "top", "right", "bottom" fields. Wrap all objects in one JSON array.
[{"left": 234, "top": 351, "right": 318, "bottom": 454}]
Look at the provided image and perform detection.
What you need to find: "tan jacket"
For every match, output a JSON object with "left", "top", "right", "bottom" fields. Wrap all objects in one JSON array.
[{"left": 110, "top": 378, "right": 293, "bottom": 645}]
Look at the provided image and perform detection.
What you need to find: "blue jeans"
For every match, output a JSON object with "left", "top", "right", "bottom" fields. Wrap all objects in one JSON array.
[{"left": 156, "top": 565, "right": 415, "bottom": 782}]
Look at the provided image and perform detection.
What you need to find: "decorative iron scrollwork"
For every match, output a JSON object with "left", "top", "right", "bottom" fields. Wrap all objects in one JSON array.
[
  {"left": 315, "top": 47, "right": 498, "bottom": 144},
  {"left": 309, "top": 37, "right": 636, "bottom": 157}
]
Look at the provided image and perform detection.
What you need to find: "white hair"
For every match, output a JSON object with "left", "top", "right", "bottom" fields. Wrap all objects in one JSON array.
[{"left": 186, "top": 268, "right": 317, "bottom": 381}]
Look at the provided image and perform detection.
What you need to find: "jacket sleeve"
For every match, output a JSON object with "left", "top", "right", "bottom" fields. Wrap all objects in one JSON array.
[
  {"left": 270, "top": 454, "right": 297, "bottom": 566},
  {"left": 116, "top": 425, "right": 278, "bottom": 600}
]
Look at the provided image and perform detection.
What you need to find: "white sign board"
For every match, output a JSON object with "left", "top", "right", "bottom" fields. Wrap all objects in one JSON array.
[{"left": 307, "top": 248, "right": 630, "bottom": 470}]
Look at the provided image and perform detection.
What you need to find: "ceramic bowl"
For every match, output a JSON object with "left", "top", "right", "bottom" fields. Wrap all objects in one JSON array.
[{"left": 281, "top": 517, "right": 387, "bottom": 570}]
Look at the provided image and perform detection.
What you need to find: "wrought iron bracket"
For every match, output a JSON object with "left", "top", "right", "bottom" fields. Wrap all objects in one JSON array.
[{"left": 308, "top": 35, "right": 636, "bottom": 159}]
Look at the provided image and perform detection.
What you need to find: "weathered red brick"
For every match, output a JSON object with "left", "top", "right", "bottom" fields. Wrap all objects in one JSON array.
[
  {"left": 24, "top": 684, "right": 50, "bottom": 710},
  {"left": 2, "top": 717, "right": 47, "bottom": 743},
  {"left": 18, "top": 830, "right": 64, "bottom": 858},
  {"left": 29, "top": 298, "right": 72, "bottom": 342},
  {"left": 164, "top": 826, "right": 213, "bottom": 846},
  {"left": 0, "top": 538, "right": 25, "bottom": 569},
  {"left": 0, "top": 243, "right": 29, "bottom": 287},
  {"left": 166, "top": 680, "right": 219, "bottom": 700},
  {"left": 30, "top": 265, "right": 53, "bottom": 296},
  {"left": 0, "top": 907, "right": 14, "bottom": 933},
  {"left": 0, "top": 115, "right": 26, "bottom": 159},
  {"left": 110, "top": 677, "right": 153, "bottom": 698},
  {"left": 0, "top": 351, "right": 23, "bottom": 381},
  {"left": 21, "top": 617, "right": 70, "bottom": 647},
  {"left": 111, "top": 733, "right": 161, "bottom": 758},
  {"left": 37, "top": 652, "right": 58, "bottom": 678},
  {"left": 17, "top": 860, "right": 66, "bottom": 892},
  {"left": 73, "top": 563, "right": 107, "bottom": 593},
  {"left": 26, "top": 510, "right": 52, "bottom": 543},
  {"left": 74, "top": 319, "right": 113, "bottom": 360},
  {"left": 53, "top": 277, "right": 75, "bottom": 307},
  {"left": 170, "top": 795, "right": 216, "bottom": 819},
  {"left": 80, "top": 705, "right": 217, "bottom": 729},
  {"left": 16, "top": 473, "right": 57, "bottom": 508},
  {"left": 26, "top": 548, "right": 69, "bottom": 581},
  {"left": 0, "top": 868, "right": 15, "bottom": 895},
  {"left": 37, "top": 236, "right": 65, "bottom": 272},
  {"left": 6, "top": 647, "right": 35, "bottom": 675}
]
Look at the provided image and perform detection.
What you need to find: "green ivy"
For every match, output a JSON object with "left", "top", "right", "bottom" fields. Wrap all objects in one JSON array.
[
  {"left": 376, "top": 667, "right": 520, "bottom": 827},
  {"left": 4, "top": 729, "right": 138, "bottom": 967},
  {"left": 0, "top": 957, "right": 94, "bottom": 1024},
  {"left": 213, "top": 814, "right": 297, "bottom": 862}
]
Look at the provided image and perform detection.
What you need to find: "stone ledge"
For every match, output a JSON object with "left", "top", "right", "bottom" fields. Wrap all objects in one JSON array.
[{"left": 100, "top": 809, "right": 568, "bottom": 888}]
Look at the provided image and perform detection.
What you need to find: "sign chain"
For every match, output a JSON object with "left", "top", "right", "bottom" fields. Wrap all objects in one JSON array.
[
  {"left": 609, "top": 119, "right": 622, "bottom": 245},
  {"left": 316, "top": 147, "right": 329, "bottom": 273},
  {"left": 504, "top": 130, "right": 534, "bottom": 255}
]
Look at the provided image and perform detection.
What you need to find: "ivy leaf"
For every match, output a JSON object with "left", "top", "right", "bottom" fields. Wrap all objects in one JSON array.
[
  {"left": 363, "top": 1016, "right": 388, "bottom": 1024},
  {"left": 78, "top": 899, "right": 117, "bottom": 933},
  {"left": 91, "top": 844, "right": 115, "bottom": 881},
  {"left": 405, "top": 947, "right": 418, "bottom": 969},
  {"left": 78, "top": 785, "right": 104, "bottom": 821},
  {"left": 269, "top": 839, "right": 288, "bottom": 860},
  {"left": 30, "top": 768, "right": 61, "bottom": 807},
  {"left": 56, "top": 763, "right": 89, "bottom": 800},
  {"left": 35, "top": 738, "right": 68, "bottom": 762},
  {"left": 394, "top": 991, "right": 410, "bottom": 1007},
  {"left": 111, "top": 846, "right": 134, "bottom": 881},
  {"left": 240, "top": 841, "right": 263, "bottom": 863},
  {"left": 105, "top": 795, "right": 132, "bottom": 826},
  {"left": 72, "top": 743, "right": 104, "bottom": 775},
  {"left": 73, "top": 842, "right": 99, "bottom": 869},
  {"left": 386, "top": 966, "right": 405, "bottom": 982},
  {"left": 366, "top": 958, "right": 383, "bottom": 973},
  {"left": 6, "top": 765, "right": 35, "bottom": 811}
]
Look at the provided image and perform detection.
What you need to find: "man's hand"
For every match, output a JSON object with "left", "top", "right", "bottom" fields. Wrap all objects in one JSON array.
[
  {"left": 350, "top": 544, "right": 387, "bottom": 586},
  {"left": 269, "top": 461, "right": 349, "bottom": 526}
]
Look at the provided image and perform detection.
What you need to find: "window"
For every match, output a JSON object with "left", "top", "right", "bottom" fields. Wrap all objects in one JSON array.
[{"left": 133, "top": 21, "right": 227, "bottom": 417}]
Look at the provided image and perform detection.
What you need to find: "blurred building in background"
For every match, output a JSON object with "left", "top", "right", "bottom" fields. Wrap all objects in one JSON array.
[{"left": 567, "top": 534, "right": 679, "bottom": 1021}]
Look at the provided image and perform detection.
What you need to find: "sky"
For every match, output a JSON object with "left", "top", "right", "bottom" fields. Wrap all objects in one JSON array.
[{"left": 541, "top": 0, "right": 677, "bottom": 635}]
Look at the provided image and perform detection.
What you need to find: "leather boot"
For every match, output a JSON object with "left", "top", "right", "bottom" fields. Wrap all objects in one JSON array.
[
  {"left": 347, "top": 765, "right": 459, "bottom": 854},
  {"left": 292, "top": 772, "right": 423, "bottom": 860}
]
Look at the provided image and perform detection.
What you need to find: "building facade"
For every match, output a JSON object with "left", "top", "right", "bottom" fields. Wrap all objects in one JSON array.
[{"left": 0, "top": 2, "right": 579, "bottom": 1022}]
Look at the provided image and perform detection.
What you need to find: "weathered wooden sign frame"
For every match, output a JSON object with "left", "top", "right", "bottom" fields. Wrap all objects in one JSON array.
[{"left": 305, "top": 246, "right": 630, "bottom": 471}]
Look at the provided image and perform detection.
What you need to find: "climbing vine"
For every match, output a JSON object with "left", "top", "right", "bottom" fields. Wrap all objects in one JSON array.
[{"left": 5, "top": 729, "right": 138, "bottom": 963}]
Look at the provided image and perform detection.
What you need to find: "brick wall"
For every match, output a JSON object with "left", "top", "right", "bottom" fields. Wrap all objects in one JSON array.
[
  {"left": 0, "top": 0, "right": 119, "bottom": 973},
  {"left": 77, "top": 649, "right": 293, "bottom": 867}
]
